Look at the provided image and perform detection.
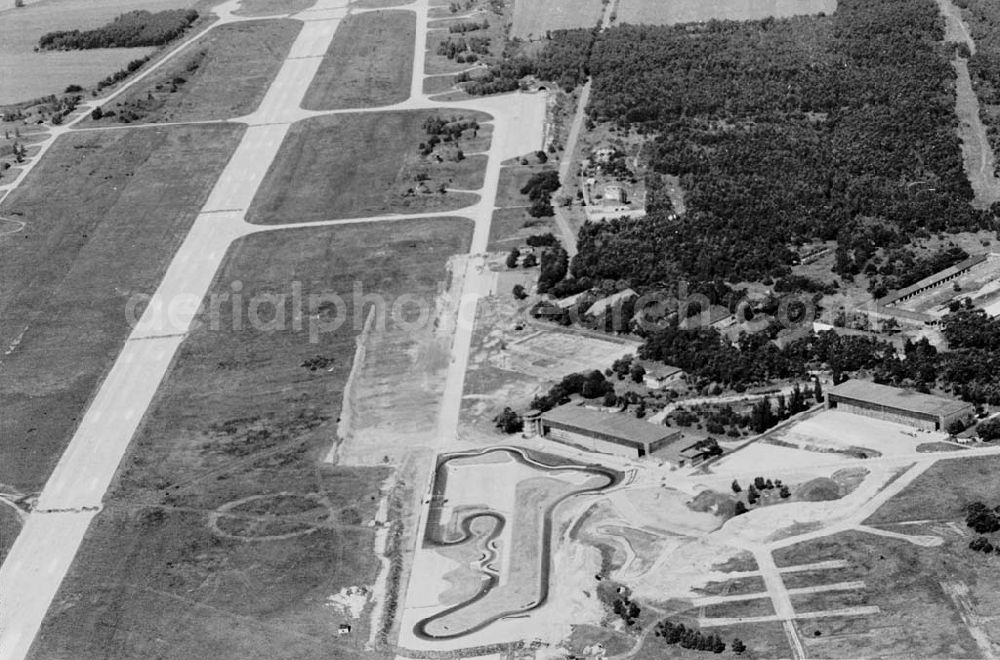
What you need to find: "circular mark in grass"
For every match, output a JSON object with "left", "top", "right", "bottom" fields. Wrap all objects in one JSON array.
[{"left": 209, "top": 492, "right": 331, "bottom": 541}]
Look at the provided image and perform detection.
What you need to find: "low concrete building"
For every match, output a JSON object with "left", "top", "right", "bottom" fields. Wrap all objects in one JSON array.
[
  {"left": 642, "top": 363, "right": 684, "bottom": 390},
  {"left": 535, "top": 404, "right": 682, "bottom": 459},
  {"left": 826, "top": 379, "right": 974, "bottom": 431},
  {"left": 603, "top": 184, "right": 626, "bottom": 206}
]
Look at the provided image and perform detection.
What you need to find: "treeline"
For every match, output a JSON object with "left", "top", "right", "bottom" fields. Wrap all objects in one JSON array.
[
  {"left": 96, "top": 55, "right": 150, "bottom": 91},
  {"left": 560, "top": 0, "right": 988, "bottom": 288},
  {"left": 38, "top": 9, "right": 198, "bottom": 50},
  {"left": 868, "top": 246, "right": 970, "bottom": 298},
  {"left": 458, "top": 27, "right": 595, "bottom": 94},
  {"left": 653, "top": 620, "right": 731, "bottom": 654},
  {"left": 638, "top": 309, "right": 1000, "bottom": 407}
]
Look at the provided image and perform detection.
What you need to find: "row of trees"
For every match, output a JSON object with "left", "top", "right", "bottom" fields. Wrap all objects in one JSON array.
[
  {"left": 530, "top": 370, "right": 615, "bottom": 411},
  {"left": 39, "top": 9, "right": 198, "bottom": 50},
  {"left": 653, "top": 620, "right": 737, "bottom": 654},
  {"left": 520, "top": 170, "right": 560, "bottom": 217}
]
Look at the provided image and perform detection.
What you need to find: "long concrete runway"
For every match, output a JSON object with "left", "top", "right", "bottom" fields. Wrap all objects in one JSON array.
[{"left": 0, "top": 0, "right": 547, "bottom": 655}]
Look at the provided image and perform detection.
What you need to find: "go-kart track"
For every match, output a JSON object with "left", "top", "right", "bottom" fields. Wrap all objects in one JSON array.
[
  {"left": 414, "top": 447, "right": 621, "bottom": 640},
  {"left": 0, "top": 0, "right": 546, "bottom": 656}
]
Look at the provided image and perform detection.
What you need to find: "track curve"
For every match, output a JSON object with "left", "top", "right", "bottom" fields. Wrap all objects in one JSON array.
[{"left": 414, "top": 446, "right": 622, "bottom": 640}]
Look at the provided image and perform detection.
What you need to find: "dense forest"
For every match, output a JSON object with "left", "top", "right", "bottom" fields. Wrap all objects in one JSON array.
[
  {"left": 38, "top": 9, "right": 198, "bottom": 50},
  {"left": 574, "top": 0, "right": 987, "bottom": 287},
  {"left": 473, "top": 0, "right": 992, "bottom": 290}
]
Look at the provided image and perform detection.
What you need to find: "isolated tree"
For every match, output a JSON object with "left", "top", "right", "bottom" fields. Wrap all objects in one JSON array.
[
  {"left": 754, "top": 476, "right": 766, "bottom": 490},
  {"left": 734, "top": 501, "right": 748, "bottom": 516},
  {"left": 493, "top": 407, "right": 523, "bottom": 434},
  {"left": 978, "top": 417, "right": 1000, "bottom": 441},
  {"left": 91, "top": 106, "right": 103, "bottom": 120},
  {"left": 731, "top": 479, "right": 742, "bottom": 494},
  {"left": 506, "top": 247, "right": 520, "bottom": 268},
  {"left": 814, "top": 379, "right": 824, "bottom": 403},
  {"left": 970, "top": 536, "right": 994, "bottom": 553},
  {"left": 779, "top": 485, "right": 791, "bottom": 499},
  {"left": 522, "top": 252, "right": 538, "bottom": 268},
  {"left": 512, "top": 284, "right": 527, "bottom": 300},
  {"left": 629, "top": 362, "right": 646, "bottom": 384},
  {"left": 732, "top": 638, "right": 747, "bottom": 655}
]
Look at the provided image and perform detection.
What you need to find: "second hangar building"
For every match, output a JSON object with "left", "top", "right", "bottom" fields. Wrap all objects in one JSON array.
[{"left": 826, "top": 380, "right": 974, "bottom": 431}]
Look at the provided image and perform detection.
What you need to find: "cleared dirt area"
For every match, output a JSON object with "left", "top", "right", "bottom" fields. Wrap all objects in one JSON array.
[
  {"left": 302, "top": 10, "right": 415, "bottom": 110},
  {"left": 0, "top": 124, "right": 244, "bottom": 494},
  {"left": 773, "top": 530, "right": 990, "bottom": 658},
  {"left": 510, "top": 0, "right": 605, "bottom": 40},
  {"left": 247, "top": 110, "right": 490, "bottom": 224},
  {"left": 28, "top": 219, "right": 469, "bottom": 659},
  {"left": 616, "top": 0, "right": 836, "bottom": 25},
  {"left": 83, "top": 19, "right": 302, "bottom": 124}
]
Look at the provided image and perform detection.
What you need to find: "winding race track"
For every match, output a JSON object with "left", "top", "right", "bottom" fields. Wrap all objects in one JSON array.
[{"left": 414, "top": 447, "right": 621, "bottom": 640}]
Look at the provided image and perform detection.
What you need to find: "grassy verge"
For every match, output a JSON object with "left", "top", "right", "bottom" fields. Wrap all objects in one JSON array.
[
  {"left": 247, "top": 110, "right": 490, "bottom": 224},
  {"left": 773, "top": 530, "right": 986, "bottom": 658},
  {"left": 234, "top": 0, "right": 317, "bottom": 16},
  {"left": 84, "top": 19, "right": 301, "bottom": 124},
  {"left": 0, "top": 123, "right": 244, "bottom": 494},
  {"left": 865, "top": 455, "right": 1000, "bottom": 524},
  {"left": 30, "top": 218, "right": 472, "bottom": 659},
  {"left": 302, "top": 11, "right": 415, "bottom": 110},
  {"left": 486, "top": 156, "right": 558, "bottom": 250}
]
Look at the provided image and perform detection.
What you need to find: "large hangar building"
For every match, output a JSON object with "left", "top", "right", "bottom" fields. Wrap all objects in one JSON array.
[
  {"left": 826, "top": 380, "right": 974, "bottom": 431},
  {"left": 533, "top": 404, "right": 682, "bottom": 459}
]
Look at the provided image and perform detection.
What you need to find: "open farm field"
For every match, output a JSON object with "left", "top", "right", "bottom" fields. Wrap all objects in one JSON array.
[
  {"left": 234, "top": 0, "right": 316, "bottom": 16},
  {"left": 773, "top": 530, "right": 994, "bottom": 658},
  {"left": 302, "top": 10, "right": 415, "bottom": 110},
  {"left": 247, "top": 110, "right": 490, "bottom": 224},
  {"left": 510, "top": 0, "right": 605, "bottom": 40},
  {"left": 0, "top": 123, "right": 245, "bottom": 495},
  {"left": 615, "top": 0, "right": 837, "bottom": 25},
  {"left": 355, "top": 0, "right": 413, "bottom": 7},
  {"left": 0, "top": 0, "right": 198, "bottom": 104},
  {"left": 27, "top": 218, "right": 471, "bottom": 659},
  {"left": 84, "top": 19, "right": 301, "bottom": 124}
]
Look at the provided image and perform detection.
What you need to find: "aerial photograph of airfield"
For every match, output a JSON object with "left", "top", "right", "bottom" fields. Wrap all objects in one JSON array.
[{"left": 4, "top": 0, "right": 1000, "bottom": 657}]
